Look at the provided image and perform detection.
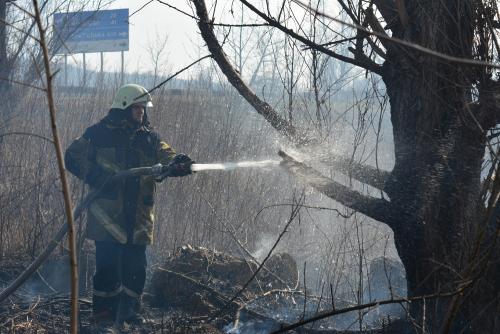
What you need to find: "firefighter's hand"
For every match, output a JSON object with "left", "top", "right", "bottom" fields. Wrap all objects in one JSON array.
[
  {"left": 169, "top": 154, "right": 195, "bottom": 177},
  {"left": 86, "top": 164, "right": 115, "bottom": 189},
  {"left": 156, "top": 154, "right": 195, "bottom": 182},
  {"left": 169, "top": 161, "right": 195, "bottom": 177}
]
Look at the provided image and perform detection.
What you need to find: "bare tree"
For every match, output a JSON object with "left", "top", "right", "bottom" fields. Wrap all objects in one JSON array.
[
  {"left": 188, "top": 0, "right": 500, "bottom": 331},
  {"left": 142, "top": 25, "right": 171, "bottom": 87}
]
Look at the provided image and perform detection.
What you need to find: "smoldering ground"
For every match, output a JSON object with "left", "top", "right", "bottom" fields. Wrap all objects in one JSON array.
[
  {"left": 0, "top": 243, "right": 407, "bottom": 333},
  {"left": 0, "top": 32, "right": 406, "bottom": 332}
]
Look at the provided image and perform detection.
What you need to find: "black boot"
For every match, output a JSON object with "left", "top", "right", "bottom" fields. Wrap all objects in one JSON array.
[
  {"left": 117, "top": 292, "right": 144, "bottom": 325},
  {"left": 92, "top": 294, "right": 120, "bottom": 327}
]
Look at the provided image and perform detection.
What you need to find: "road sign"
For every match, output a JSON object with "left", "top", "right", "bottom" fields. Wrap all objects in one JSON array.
[{"left": 54, "top": 9, "right": 129, "bottom": 54}]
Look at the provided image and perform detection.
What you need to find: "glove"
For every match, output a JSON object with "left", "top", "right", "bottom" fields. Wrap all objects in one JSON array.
[
  {"left": 169, "top": 154, "right": 195, "bottom": 177},
  {"left": 86, "top": 164, "right": 115, "bottom": 189},
  {"left": 171, "top": 154, "right": 193, "bottom": 165},
  {"left": 157, "top": 154, "right": 195, "bottom": 182},
  {"left": 169, "top": 161, "right": 195, "bottom": 177}
]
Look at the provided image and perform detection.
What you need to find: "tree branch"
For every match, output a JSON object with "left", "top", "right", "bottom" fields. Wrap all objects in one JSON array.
[
  {"left": 192, "top": 0, "right": 309, "bottom": 143},
  {"left": 372, "top": 0, "right": 399, "bottom": 29},
  {"left": 236, "top": 0, "right": 385, "bottom": 75},
  {"left": 313, "top": 151, "right": 390, "bottom": 190},
  {"left": 268, "top": 283, "right": 470, "bottom": 334},
  {"left": 191, "top": 0, "right": 391, "bottom": 190},
  {"left": 0, "top": 132, "right": 54, "bottom": 143},
  {"left": 364, "top": 8, "right": 398, "bottom": 56},
  {"left": 32, "top": 1, "right": 78, "bottom": 332},
  {"left": 294, "top": 0, "right": 500, "bottom": 70},
  {"left": 278, "top": 151, "right": 399, "bottom": 226},
  {"left": 0, "top": 17, "right": 40, "bottom": 43},
  {"left": 394, "top": 0, "right": 409, "bottom": 28},
  {"left": 0, "top": 75, "right": 44, "bottom": 90}
]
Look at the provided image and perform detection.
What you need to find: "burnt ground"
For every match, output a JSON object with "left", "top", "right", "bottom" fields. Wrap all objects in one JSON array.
[{"left": 0, "top": 247, "right": 413, "bottom": 334}]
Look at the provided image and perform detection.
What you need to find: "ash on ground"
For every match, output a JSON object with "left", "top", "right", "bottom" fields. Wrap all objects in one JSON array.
[{"left": 0, "top": 246, "right": 410, "bottom": 333}]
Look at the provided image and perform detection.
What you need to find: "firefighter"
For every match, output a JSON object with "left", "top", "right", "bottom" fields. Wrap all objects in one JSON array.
[{"left": 65, "top": 84, "right": 194, "bottom": 331}]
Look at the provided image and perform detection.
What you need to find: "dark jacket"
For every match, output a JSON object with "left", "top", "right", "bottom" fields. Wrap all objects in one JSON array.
[{"left": 65, "top": 115, "right": 177, "bottom": 245}]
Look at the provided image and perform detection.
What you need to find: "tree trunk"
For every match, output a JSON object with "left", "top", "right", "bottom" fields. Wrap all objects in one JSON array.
[
  {"left": 191, "top": 0, "right": 500, "bottom": 330},
  {"left": 381, "top": 0, "right": 495, "bottom": 330},
  {"left": 384, "top": 69, "right": 485, "bottom": 320}
]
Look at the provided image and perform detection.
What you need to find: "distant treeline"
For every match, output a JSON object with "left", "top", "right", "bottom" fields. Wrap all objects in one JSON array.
[{"left": 54, "top": 85, "right": 373, "bottom": 102}]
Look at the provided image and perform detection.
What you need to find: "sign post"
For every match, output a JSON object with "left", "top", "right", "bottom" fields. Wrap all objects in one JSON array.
[
  {"left": 121, "top": 51, "right": 124, "bottom": 86},
  {"left": 54, "top": 9, "right": 129, "bottom": 87}
]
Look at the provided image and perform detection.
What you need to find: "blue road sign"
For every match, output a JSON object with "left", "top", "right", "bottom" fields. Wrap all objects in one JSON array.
[{"left": 54, "top": 9, "right": 129, "bottom": 54}]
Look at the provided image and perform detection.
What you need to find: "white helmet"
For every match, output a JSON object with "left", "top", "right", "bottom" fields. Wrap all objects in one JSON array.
[{"left": 110, "top": 84, "right": 153, "bottom": 110}]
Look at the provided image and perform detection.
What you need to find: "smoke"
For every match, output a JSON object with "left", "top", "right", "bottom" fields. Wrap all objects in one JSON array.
[
  {"left": 223, "top": 319, "right": 281, "bottom": 334},
  {"left": 251, "top": 234, "right": 278, "bottom": 262},
  {"left": 25, "top": 254, "right": 95, "bottom": 296}
]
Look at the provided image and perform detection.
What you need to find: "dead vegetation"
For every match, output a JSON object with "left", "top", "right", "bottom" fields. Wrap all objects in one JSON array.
[{"left": 0, "top": 246, "right": 411, "bottom": 334}]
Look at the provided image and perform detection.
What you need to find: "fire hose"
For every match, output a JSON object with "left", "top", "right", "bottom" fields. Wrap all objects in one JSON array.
[{"left": 0, "top": 163, "right": 190, "bottom": 304}]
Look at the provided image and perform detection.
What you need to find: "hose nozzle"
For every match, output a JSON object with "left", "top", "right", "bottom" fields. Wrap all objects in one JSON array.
[{"left": 154, "top": 161, "right": 195, "bottom": 182}]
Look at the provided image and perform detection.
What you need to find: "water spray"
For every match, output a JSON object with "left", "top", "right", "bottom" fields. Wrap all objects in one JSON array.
[
  {"left": 190, "top": 160, "right": 281, "bottom": 172},
  {"left": 0, "top": 159, "right": 283, "bottom": 303}
]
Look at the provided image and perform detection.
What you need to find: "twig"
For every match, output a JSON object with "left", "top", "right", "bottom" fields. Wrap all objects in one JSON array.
[
  {"left": 195, "top": 187, "right": 292, "bottom": 290},
  {"left": 310, "top": 282, "right": 325, "bottom": 330},
  {"left": 207, "top": 199, "right": 302, "bottom": 323},
  {"left": 186, "top": 294, "right": 201, "bottom": 332},
  {"left": 330, "top": 284, "right": 335, "bottom": 311},
  {"left": 0, "top": 132, "right": 54, "bottom": 143},
  {"left": 156, "top": 267, "right": 231, "bottom": 303},
  {"left": 291, "top": 0, "right": 500, "bottom": 69},
  {"left": 400, "top": 301, "right": 422, "bottom": 334},
  {"left": 423, "top": 297, "right": 426, "bottom": 334},
  {"left": 50, "top": 239, "right": 70, "bottom": 252},
  {"left": 8, "top": 1, "right": 35, "bottom": 18},
  {"left": 155, "top": 267, "right": 288, "bottom": 324},
  {"left": 267, "top": 288, "right": 473, "bottom": 334},
  {"left": 345, "top": 303, "right": 380, "bottom": 331},
  {"left": 50, "top": 25, "right": 77, "bottom": 63},
  {"left": 157, "top": 0, "right": 267, "bottom": 26},
  {"left": 0, "top": 76, "right": 45, "bottom": 91},
  {"left": 157, "top": 0, "right": 198, "bottom": 20},
  {"left": 33, "top": 3, "right": 79, "bottom": 332},
  {"left": 0, "top": 18, "right": 41, "bottom": 43},
  {"left": 231, "top": 289, "right": 305, "bottom": 331},
  {"left": 134, "top": 55, "right": 212, "bottom": 101},
  {"left": 302, "top": 36, "right": 358, "bottom": 51},
  {"left": 36, "top": 270, "right": 57, "bottom": 293},
  {"left": 301, "top": 261, "right": 307, "bottom": 322},
  {"left": 125, "top": 0, "right": 154, "bottom": 23}
]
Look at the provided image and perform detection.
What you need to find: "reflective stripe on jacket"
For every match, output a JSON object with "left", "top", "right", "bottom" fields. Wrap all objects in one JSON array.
[{"left": 65, "top": 119, "right": 177, "bottom": 245}]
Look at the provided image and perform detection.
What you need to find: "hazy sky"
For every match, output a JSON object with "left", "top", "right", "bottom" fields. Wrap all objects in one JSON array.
[
  {"left": 66, "top": 0, "right": 202, "bottom": 77},
  {"left": 62, "top": 0, "right": 300, "bottom": 79}
]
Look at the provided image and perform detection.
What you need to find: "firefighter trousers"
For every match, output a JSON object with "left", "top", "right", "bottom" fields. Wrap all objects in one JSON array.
[{"left": 92, "top": 241, "right": 147, "bottom": 323}]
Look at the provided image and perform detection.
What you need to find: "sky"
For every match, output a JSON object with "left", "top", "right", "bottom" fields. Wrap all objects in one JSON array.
[
  {"left": 60, "top": 0, "right": 306, "bottom": 79},
  {"left": 65, "top": 0, "right": 203, "bottom": 77}
]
